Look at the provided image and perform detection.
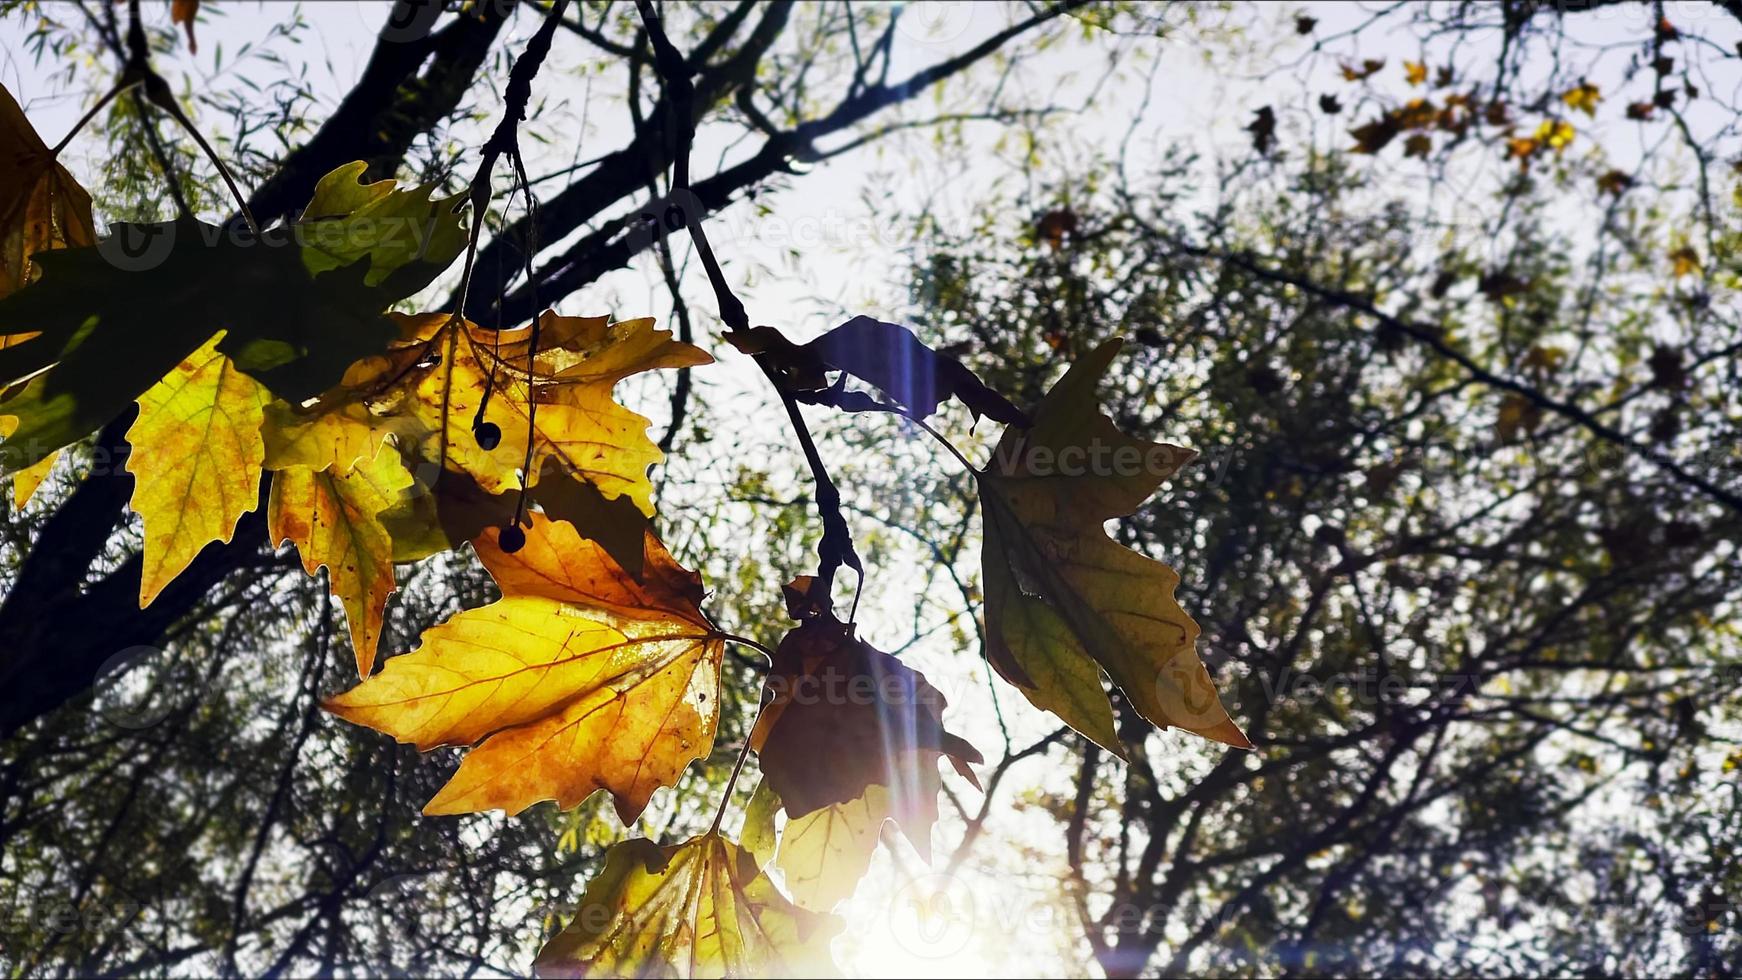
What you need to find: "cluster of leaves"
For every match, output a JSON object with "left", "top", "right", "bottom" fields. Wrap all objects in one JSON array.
[
  {"left": 1258, "top": 10, "right": 1712, "bottom": 193},
  {"left": 0, "top": 72, "right": 1253, "bottom": 973}
]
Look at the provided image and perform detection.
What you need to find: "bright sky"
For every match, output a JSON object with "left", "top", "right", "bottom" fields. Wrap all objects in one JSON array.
[{"left": 4, "top": 2, "right": 1738, "bottom": 977}]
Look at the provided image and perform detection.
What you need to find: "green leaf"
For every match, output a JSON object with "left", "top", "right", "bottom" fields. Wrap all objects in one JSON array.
[
  {"left": 0, "top": 219, "right": 398, "bottom": 469},
  {"left": 978, "top": 338, "right": 1253, "bottom": 751},
  {"left": 296, "top": 160, "right": 467, "bottom": 292},
  {"left": 774, "top": 786, "right": 891, "bottom": 912},
  {"left": 741, "top": 778, "right": 781, "bottom": 869}
]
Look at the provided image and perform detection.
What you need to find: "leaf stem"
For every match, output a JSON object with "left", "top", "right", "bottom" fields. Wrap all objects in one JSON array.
[
  {"left": 633, "top": 0, "right": 864, "bottom": 607},
  {"left": 719, "top": 632, "right": 776, "bottom": 663},
  {"left": 449, "top": 0, "right": 569, "bottom": 325},
  {"left": 709, "top": 726, "right": 757, "bottom": 837},
  {"left": 50, "top": 80, "right": 127, "bottom": 157},
  {"left": 114, "top": 0, "right": 257, "bottom": 232},
  {"left": 708, "top": 632, "right": 776, "bottom": 835},
  {"left": 140, "top": 76, "right": 258, "bottom": 234},
  {"left": 907, "top": 414, "right": 978, "bottom": 473}
]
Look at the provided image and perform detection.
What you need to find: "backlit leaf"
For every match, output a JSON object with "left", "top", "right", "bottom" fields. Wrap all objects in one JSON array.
[
  {"left": 325, "top": 511, "right": 724, "bottom": 821},
  {"left": 0, "top": 220, "right": 387, "bottom": 471},
  {"left": 978, "top": 338, "right": 1252, "bottom": 751},
  {"left": 750, "top": 607, "right": 981, "bottom": 850},
  {"left": 323, "top": 311, "right": 709, "bottom": 521},
  {"left": 0, "top": 83, "right": 96, "bottom": 299},
  {"left": 774, "top": 785, "right": 892, "bottom": 912},
  {"left": 741, "top": 778, "right": 781, "bottom": 869},
  {"left": 125, "top": 333, "right": 270, "bottom": 607},
  {"left": 532, "top": 834, "right": 841, "bottom": 978},
  {"left": 726, "top": 317, "right": 1026, "bottom": 424},
  {"left": 0, "top": 157, "right": 467, "bottom": 474},
  {"left": 297, "top": 160, "right": 467, "bottom": 289},
  {"left": 0, "top": 82, "right": 97, "bottom": 504},
  {"left": 268, "top": 443, "right": 413, "bottom": 677}
]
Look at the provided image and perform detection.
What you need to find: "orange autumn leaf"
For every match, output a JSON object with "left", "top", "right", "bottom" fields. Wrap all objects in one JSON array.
[
  {"left": 0, "top": 82, "right": 97, "bottom": 505},
  {"left": 324, "top": 511, "right": 724, "bottom": 821},
  {"left": 171, "top": 0, "right": 200, "bottom": 52},
  {"left": 268, "top": 443, "right": 413, "bottom": 677}
]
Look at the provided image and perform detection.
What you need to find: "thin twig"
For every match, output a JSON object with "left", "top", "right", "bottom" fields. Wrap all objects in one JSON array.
[{"left": 633, "top": 0, "right": 864, "bottom": 603}]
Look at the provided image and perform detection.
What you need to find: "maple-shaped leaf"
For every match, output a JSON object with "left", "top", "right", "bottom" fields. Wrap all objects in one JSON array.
[
  {"left": 978, "top": 338, "right": 1251, "bottom": 754},
  {"left": 532, "top": 834, "right": 841, "bottom": 978},
  {"left": 311, "top": 310, "right": 709, "bottom": 522},
  {"left": 0, "top": 82, "right": 97, "bottom": 505},
  {"left": 0, "top": 83, "right": 96, "bottom": 299},
  {"left": 125, "top": 332, "right": 271, "bottom": 606},
  {"left": 0, "top": 159, "right": 466, "bottom": 472},
  {"left": 297, "top": 161, "right": 467, "bottom": 288},
  {"left": 750, "top": 606, "right": 981, "bottom": 851},
  {"left": 0, "top": 221, "right": 372, "bottom": 468},
  {"left": 325, "top": 511, "right": 724, "bottom": 821},
  {"left": 268, "top": 443, "right": 413, "bottom": 677}
]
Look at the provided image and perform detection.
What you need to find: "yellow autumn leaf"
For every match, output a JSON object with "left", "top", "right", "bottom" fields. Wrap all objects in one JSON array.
[
  {"left": 773, "top": 785, "right": 892, "bottom": 912},
  {"left": 324, "top": 511, "right": 724, "bottom": 821},
  {"left": 1404, "top": 60, "right": 1428, "bottom": 86},
  {"left": 979, "top": 338, "right": 1252, "bottom": 750},
  {"left": 261, "top": 397, "right": 398, "bottom": 475},
  {"left": 0, "top": 416, "right": 57, "bottom": 507},
  {"left": 268, "top": 443, "right": 413, "bottom": 677},
  {"left": 533, "top": 834, "right": 841, "bottom": 978},
  {"left": 741, "top": 778, "right": 782, "bottom": 869},
  {"left": 1670, "top": 245, "right": 1701, "bottom": 278},
  {"left": 1535, "top": 118, "right": 1575, "bottom": 152},
  {"left": 334, "top": 310, "right": 711, "bottom": 512},
  {"left": 126, "top": 333, "right": 270, "bottom": 607},
  {"left": 0, "top": 82, "right": 98, "bottom": 506},
  {"left": 1561, "top": 81, "right": 1601, "bottom": 116}
]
